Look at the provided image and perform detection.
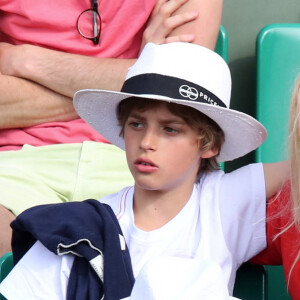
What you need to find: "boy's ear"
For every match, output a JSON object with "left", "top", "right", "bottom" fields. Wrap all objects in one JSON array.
[{"left": 200, "top": 148, "right": 219, "bottom": 159}]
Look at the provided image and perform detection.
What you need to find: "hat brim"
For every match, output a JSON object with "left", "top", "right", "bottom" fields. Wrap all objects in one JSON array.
[{"left": 73, "top": 89, "right": 267, "bottom": 162}]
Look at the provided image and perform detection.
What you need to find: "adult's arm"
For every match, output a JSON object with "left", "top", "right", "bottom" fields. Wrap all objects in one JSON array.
[
  {"left": 13, "top": 0, "right": 223, "bottom": 96},
  {"left": 0, "top": 46, "right": 135, "bottom": 99},
  {"left": 0, "top": 0, "right": 223, "bottom": 128},
  {"left": 140, "top": 0, "right": 223, "bottom": 49},
  {"left": 0, "top": 0, "right": 221, "bottom": 97},
  {"left": 0, "top": 73, "right": 78, "bottom": 128},
  {"left": 168, "top": 0, "right": 223, "bottom": 49},
  {"left": 0, "top": 52, "right": 135, "bottom": 128},
  {"left": 263, "top": 161, "right": 290, "bottom": 199}
]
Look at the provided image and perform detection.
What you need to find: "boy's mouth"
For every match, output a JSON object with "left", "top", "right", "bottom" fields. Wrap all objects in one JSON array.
[
  {"left": 135, "top": 158, "right": 156, "bottom": 167},
  {"left": 134, "top": 158, "right": 158, "bottom": 173}
]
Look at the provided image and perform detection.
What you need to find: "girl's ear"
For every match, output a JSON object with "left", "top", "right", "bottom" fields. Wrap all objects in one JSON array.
[{"left": 200, "top": 148, "right": 219, "bottom": 159}]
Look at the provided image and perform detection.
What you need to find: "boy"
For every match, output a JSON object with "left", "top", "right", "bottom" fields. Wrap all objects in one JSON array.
[{"left": 0, "top": 42, "right": 288, "bottom": 299}]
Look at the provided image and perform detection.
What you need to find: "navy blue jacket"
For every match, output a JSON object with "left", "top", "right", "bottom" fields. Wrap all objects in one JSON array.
[{"left": 11, "top": 199, "right": 135, "bottom": 300}]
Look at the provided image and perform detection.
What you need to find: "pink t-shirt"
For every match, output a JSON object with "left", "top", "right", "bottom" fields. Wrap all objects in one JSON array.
[{"left": 0, "top": 0, "right": 157, "bottom": 150}]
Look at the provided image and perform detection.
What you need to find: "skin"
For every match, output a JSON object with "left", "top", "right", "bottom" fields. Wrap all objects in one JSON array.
[
  {"left": 263, "top": 161, "right": 290, "bottom": 199},
  {"left": 0, "top": 206, "right": 15, "bottom": 255},
  {"left": 124, "top": 103, "right": 217, "bottom": 231}
]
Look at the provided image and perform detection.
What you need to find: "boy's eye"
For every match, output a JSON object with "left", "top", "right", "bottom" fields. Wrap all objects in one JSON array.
[
  {"left": 164, "top": 126, "right": 179, "bottom": 133},
  {"left": 129, "top": 121, "right": 143, "bottom": 128}
]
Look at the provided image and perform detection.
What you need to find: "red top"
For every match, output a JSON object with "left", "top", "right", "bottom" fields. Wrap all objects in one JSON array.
[{"left": 251, "top": 182, "right": 300, "bottom": 300}]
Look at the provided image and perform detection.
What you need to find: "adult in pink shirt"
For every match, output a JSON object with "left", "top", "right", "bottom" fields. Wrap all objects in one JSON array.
[{"left": 0, "top": 0, "right": 223, "bottom": 255}]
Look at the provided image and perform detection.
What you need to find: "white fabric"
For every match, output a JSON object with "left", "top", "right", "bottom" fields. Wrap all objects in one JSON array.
[
  {"left": 106, "top": 163, "right": 266, "bottom": 294},
  {"left": 0, "top": 163, "right": 266, "bottom": 300},
  {"left": 130, "top": 256, "right": 239, "bottom": 300},
  {"left": 0, "top": 241, "right": 74, "bottom": 300}
]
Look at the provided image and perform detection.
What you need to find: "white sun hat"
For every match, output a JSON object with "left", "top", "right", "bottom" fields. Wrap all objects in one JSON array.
[{"left": 73, "top": 42, "right": 267, "bottom": 162}]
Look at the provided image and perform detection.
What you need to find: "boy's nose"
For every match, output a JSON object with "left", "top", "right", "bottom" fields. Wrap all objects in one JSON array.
[{"left": 140, "top": 130, "right": 157, "bottom": 151}]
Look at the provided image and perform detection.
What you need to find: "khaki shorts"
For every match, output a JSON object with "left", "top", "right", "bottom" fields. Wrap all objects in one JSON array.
[{"left": 0, "top": 142, "right": 133, "bottom": 215}]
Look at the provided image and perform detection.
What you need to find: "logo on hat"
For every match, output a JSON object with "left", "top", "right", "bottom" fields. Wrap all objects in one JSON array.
[{"left": 179, "top": 85, "right": 198, "bottom": 100}]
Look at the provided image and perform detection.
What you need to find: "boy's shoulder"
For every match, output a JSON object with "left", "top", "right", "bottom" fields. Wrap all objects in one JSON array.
[
  {"left": 199, "top": 169, "right": 224, "bottom": 186},
  {"left": 199, "top": 163, "right": 264, "bottom": 193},
  {"left": 100, "top": 186, "right": 134, "bottom": 214}
]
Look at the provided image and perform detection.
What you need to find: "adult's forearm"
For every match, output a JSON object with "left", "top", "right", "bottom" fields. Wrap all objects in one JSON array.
[
  {"left": 263, "top": 161, "right": 290, "bottom": 199},
  {"left": 0, "top": 43, "right": 135, "bottom": 98},
  {"left": 21, "top": 48, "right": 136, "bottom": 98},
  {"left": 0, "top": 74, "right": 78, "bottom": 129}
]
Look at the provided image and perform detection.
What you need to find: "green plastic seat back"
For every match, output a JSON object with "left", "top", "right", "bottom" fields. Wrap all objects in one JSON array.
[
  {"left": 256, "top": 24, "right": 300, "bottom": 163},
  {"left": 233, "top": 263, "right": 267, "bottom": 300},
  {"left": 0, "top": 252, "right": 14, "bottom": 300},
  {"left": 0, "top": 252, "right": 13, "bottom": 283},
  {"left": 215, "top": 25, "right": 228, "bottom": 171},
  {"left": 215, "top": 25, "right": 228, "bottom": 62}
]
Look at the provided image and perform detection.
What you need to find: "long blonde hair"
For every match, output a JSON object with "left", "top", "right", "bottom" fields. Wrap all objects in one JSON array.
[
  {"left": 289, "top": 76, "right": 300, "bottom": 228},
  {"left": 284, "top": 76, "right": 300, "bottom": 283}
]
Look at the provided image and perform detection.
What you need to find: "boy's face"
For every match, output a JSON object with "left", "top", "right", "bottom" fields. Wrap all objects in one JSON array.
[{"left": 123, "top": 102, "right": 213, "bottom": 193}]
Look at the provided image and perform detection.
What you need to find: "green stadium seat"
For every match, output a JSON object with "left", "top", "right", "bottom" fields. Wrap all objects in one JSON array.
[
  {"left": 233, "top": 263, "right": 267, "bottom": 300},
  {"left": 216, "top": 25, "right": 228, "bottom": 171},
  {"left": 0, "top": 252, "right": 13, "bottom": 300},
  {"left": 216, "top": 25, "right": 228, "bottom": 62},
  {"left": 256, "top": 23, "right": 300, "bottom": 163}
]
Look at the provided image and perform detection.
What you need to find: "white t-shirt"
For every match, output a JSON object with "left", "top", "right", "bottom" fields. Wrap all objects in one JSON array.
[{"left": 0, "top": 163, "right": 266, "bottom": 300}]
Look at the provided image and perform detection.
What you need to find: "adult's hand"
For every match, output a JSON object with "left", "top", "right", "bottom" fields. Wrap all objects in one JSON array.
[{"left": 140, "top": 0, "right": 198, "bottom": 51}]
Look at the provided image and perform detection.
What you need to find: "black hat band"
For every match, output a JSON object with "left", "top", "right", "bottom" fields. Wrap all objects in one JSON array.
[{"left": 121, "top": 73, "right": 227, "bottom": 108}]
